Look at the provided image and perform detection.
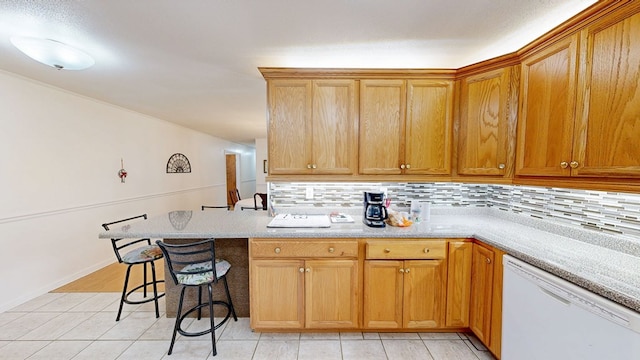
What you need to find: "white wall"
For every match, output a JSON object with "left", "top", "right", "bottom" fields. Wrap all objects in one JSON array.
[
  {"left": 0, "top": 70, "right": 255, "bottom": 312},
  {"left": 255, "top": 137, "right": 267, "bottom": 193}
]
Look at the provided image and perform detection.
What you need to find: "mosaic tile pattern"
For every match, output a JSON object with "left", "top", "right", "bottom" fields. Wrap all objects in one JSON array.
[{"left": 269, "top": 182, "right": 640, "bottom": 238}]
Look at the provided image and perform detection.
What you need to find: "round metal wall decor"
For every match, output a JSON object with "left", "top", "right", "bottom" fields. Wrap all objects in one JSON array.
[{"left": 166, "top": 153, "right": 191, "bottom": 173}]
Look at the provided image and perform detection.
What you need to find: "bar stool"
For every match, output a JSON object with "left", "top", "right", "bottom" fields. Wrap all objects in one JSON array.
[
  {"left": 156, "top": 238, "right": 237, "bottom": 356},
  {"left": 240, "top": 192, "right": 267, "bottom": 210},
  {"left": 101, "top": 214, "right": 165, "bottom": 321}
]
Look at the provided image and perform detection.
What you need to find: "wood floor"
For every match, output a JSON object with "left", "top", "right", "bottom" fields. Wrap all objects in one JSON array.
[{"left": 53, "top": 260, "right": 165, "bottom": 292}]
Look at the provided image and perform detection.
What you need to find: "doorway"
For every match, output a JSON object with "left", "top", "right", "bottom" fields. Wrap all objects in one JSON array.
[{"left": 225, "top": 153, "right": 238, "bottom": 206}]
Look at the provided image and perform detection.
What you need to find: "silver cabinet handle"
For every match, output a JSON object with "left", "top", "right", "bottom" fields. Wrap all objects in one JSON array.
[
  {"left": 498, "top": 163, "right": 505, "bottom": 169},
  {"left": 406, "top": 164, "right": 411, "bottom": 169},
  {"left": 560, "top": 161, "right": 569, "bottom": 169},
  {"left": 570, "top": 161, "right": 579, "bottom": 169},
  {"left": 486, "top": 257, "right": 491, "bottom": 264},
  {"left": 400, "top": 164, "right": 406, "bottom": 169},
  {"left": 328, "top": 247, "right": 335, "bottom": 253},
  {"left": 274, "top": 247, "right": 281, "bottom": 254},
  {"left": 299, "top": 267, "right": 304, "bottom": 273}
]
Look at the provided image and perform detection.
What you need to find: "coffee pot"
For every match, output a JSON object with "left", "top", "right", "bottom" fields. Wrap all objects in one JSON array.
[{"left": 363, "top": 191, "right": 388, "bottom": 227}]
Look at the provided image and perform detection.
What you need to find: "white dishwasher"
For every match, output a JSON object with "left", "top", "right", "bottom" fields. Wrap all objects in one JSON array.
[{"left": 502, "top": 255, "right": 640, "bottom": 360}]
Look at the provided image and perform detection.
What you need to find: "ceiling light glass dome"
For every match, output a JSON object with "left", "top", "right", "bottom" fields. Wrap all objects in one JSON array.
[{"left": 10, "top": 36, "right": 95, "bottom": 70}]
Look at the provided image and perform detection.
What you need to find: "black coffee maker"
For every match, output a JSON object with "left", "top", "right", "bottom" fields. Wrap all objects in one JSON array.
[{"left": 363, "top": 191, "right": 388, "bottom": 227}]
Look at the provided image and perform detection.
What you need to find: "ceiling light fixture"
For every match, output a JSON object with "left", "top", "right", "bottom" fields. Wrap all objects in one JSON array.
[{"left": 10, "top": 36, "right": 95, "bottom": 70}]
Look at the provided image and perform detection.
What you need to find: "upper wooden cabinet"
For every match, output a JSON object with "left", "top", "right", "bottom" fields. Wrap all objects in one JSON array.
[
  {"left": 458, "top": 66, "right": 518, "bottom": 177},
  {"left": 516, "top": 34, "right": 579, "bottom": 177},
  {"left": 359, "top": 79, "right": 453, "bottom": 175},
  {"left": 573, "top": 6, "right": 640, "bottom": 178},
  {"left": 517, "top": 3, "right": 640, "bottom": 180},
  {"left": 267, "top": 79, "right": 357, "bottom": 175},
  {"left": 359, "top": 79, "right": 406, "bottom": 175}
]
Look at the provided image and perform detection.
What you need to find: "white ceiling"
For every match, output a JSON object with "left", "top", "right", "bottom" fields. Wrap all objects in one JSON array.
[{"left": 0, "top": 0, "right": 598, "bottom": 145}]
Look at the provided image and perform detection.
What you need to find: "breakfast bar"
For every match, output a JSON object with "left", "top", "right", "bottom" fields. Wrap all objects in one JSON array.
[{"left": 98, "top": 208, "right": 640, "bottom": 314}]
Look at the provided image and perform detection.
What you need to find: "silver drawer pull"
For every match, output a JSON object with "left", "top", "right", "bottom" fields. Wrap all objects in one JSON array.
[
  {"left": 384, "top": 248, "right": 391, "bottom": 253},
  {"left": 274, "top": 247, "right": 281, "bottom": 254},
  {"left": 328, "top": 247, "right": 335, "bottom": 253},
  {"left": 424, "top": 248, "right": 430, "bottom": 253}
]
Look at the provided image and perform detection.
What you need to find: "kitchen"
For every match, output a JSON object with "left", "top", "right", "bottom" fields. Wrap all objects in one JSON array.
[{"left": 2, "top": 0, "right": 640, "bottom": 359}]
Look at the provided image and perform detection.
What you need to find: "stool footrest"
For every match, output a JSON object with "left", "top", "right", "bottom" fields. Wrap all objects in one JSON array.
[
  {"left": 123, "top": 280, "right": 165, "bottom": 305},
  {"left": 177, "top": 301, "right": 233, "bottom": 337}
]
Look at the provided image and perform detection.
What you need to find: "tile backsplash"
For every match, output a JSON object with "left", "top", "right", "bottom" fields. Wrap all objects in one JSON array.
[{"left": 269, "top": 182, "right": 640, "bottom": 238}]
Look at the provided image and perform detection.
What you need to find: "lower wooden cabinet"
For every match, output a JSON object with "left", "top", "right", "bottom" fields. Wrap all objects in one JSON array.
[
  {"left": 469, "top": 241, "right": 504, "bottom": 358},
  {"left": 249, "top": 239, "right": 359, "bottom": 330},
  {"left": 364, "top": 259, "right": 446, "bottom": 329},
  {"left": 250, "top": 259, "right": 304, "bottom": 329},
  {"left": 445, "top": 241, "right": 473, "bottom": 327},
  {"left": 249, "top": 236, "right": 504, "bottom": 358},
  {"left": 363, "top": 239, "right": 447, "bottom": 329}
]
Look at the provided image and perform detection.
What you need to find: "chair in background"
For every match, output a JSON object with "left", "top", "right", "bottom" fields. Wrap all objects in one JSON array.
[
  {"left": 228, "top": 189, "right": 241, "bottom": 206},
  {"left": 156, "top": 238, "right": 237, "bottom": 356},
  {"left": 101, "top": 214, "right": 165, "bottom": 321},
  {"left": 201, "top": 205, "right": 230, "bottom": 211},
  {"left": 241, "top": 192, "right": 268, "bottom": 210}
]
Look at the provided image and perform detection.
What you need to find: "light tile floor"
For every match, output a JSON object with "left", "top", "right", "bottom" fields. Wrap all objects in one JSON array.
[{"left": 0, "top": 292, "right": 497, "bottom": 360}]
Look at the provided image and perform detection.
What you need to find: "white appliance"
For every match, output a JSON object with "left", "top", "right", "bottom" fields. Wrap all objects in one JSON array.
[
  {"left": 266, "top": 214, "right": 331, "bottom": 228},
  {"left": 502, "top": 255, "right": 640, "bottom": 360}
]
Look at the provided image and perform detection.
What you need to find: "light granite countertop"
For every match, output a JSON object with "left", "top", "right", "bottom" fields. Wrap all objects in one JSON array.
[{"left": 99, "top": 207, "right": 640, "bottom": 313}]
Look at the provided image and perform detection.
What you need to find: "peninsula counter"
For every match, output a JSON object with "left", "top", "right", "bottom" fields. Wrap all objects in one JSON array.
[{"left": 98, "top": 208, "right": 640, "bottom": 314}]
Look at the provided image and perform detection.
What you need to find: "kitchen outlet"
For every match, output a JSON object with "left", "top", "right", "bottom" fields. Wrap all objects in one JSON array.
[{"left": 305, "top": 187, "right": 314, "bottom": 200}]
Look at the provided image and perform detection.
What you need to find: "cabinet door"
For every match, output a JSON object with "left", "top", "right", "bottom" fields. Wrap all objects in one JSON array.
[
  {"left": 250, "top": 259, "right": 304, "bottom": 329},
  {"left": 405, "top": 80, "right": 453, "bottom": 175},
  {"left": 305, "top": 259, "right": 359, "bottom": 329},
  {"left": 574, "top": 8, "right": 640, "bottom": 177},
  {"left": 403, "top": 259, "right": 447, "bottom": 328},
  {"left": 489, "top": 247, "right": 505, "bottom": 358},
  {"left": 445, "top": 241, "right": 473, "bottom": 327},
  {"left": 267, "top": 80, "right": 312, "bottom": 174},
  {"left": 363, "top": 260, "right": 404, "bottom": 328},
  {"left": 516, "top": 35, "right": 579, "bottom": 177},
  {"left": 312, "top": 80, "right": 358, "bottom": 175},
  {"left": 458, "top": 68, "right": 514, "bottom": 176},
  {"left": 359, "top": 79, "right": 406, "bottom": 175},
  {"left": 469, "top": 244, "right": 495, "bottom": 344}
]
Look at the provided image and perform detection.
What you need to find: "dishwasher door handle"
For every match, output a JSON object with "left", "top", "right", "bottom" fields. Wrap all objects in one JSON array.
[{"left": 539, "top": 286, "right": 571, "bottom": 306}]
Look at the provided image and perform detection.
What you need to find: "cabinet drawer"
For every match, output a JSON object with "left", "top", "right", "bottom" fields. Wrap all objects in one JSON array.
[
  {"left": 366, "top": 240, "right": 446, "bottom": 260},
  {"left": 251, "top": 239, "right": 358, "bottom": 258}
]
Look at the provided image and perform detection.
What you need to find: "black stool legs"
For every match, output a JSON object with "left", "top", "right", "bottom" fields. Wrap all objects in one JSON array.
[
  {"left": 166, "top": 279, "right": 237, "bottom": 356},
  {"left": 116, "top": 260, "right": 164, "bottom": 321}
]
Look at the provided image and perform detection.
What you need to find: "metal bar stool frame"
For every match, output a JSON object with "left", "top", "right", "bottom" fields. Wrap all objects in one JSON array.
[
  {"left": 156, "top": 238, "right": 238, "bottom": 356},
  {"left": 101, "top": 214, "right": 165, "bottom": 321},
  {"left": 201, "top": 205, "right": 230, "bottom": 210}
]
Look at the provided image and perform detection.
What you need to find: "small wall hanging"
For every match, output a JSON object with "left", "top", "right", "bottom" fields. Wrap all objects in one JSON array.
[
  {"left": 118, "top": 158, "right": 127, "bottom": 183},
  {"left": 166, "top": 153, "right": 191, "bottom": 173}
]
